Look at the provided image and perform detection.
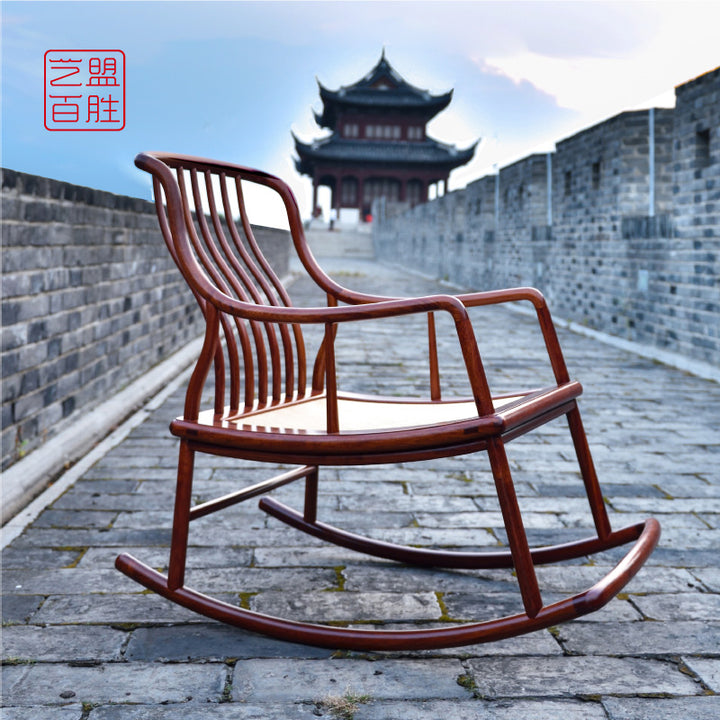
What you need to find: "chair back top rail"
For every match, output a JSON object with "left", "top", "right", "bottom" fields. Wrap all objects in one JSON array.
[{"left": 137, "top": 152, "right": 309, "bottom": 416}]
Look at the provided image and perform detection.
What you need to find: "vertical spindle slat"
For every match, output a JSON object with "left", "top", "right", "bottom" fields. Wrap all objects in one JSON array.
[
  {"left": 427, "top": 312, "right": 441, "bottom": 400},
  {"left": 235, "top": 179, "right": 307, "bottom": 399},
  {"left": 153, "top": 176, "right": 227, "bottom": 417},
  {"left": 200, "top": 171, "right": 281, "bottom": 404},
  {"left": 178, "top": 169, "right": 250, "bottom": 412},
  {"left": 324, "top": 322, "right": 339, "bottom": 433},
  {"left": 156, "top": 156, "right": 311, "bottom": 417},
  {"left": 212, "top": 175, "right": 286, "bottom": 404}
]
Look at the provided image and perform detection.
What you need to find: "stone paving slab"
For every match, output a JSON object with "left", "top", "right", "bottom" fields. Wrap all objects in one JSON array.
[
  {"left": 442, "top": 591, "right": 641, "bottom": 623},
  {"left": 347, "top": 622, "right": 565, "bottom": 658},
  {"left": 633, "top": 590, "right": 720, "bottom": 620},
  {"left": 602, "top": 696, "right": 720, "bottom": 720},
  {"left": 231, "top": 658, "right": 470, "bottom": 702},
  {"left": 683, "top": 657, "right": 720, "bottom": 692},
  {"left": 83, "top": 706, "right": 324, "bottom": 720},
  {"left": 124, "top": 623, "right": 332, "bottom": 662},
  {"left": 74, "top": 545, "right": 254, "bottom": 570},
  {"left": 2, "top": 256, "right": 719, "bottom": 717},
  {"left": 465, "top": 656, "right": 701, "bottom": 697},
  {"left": 2, "top": 624, "right": 127, "bottom": 662},
  {"left": 30, "top": 593, "right": 213, "bottom": 625},
  {"left": 353, "top": 699, "right": 611, "bottom": 719},
  {"left": 556, "top": 620, "right": 720, "bottom": 655},
  {"left": 252, "top": 590, "right": 441, "bottom": 623},
  {"left": 2, "top": 662, "right": 227, "bottom": 705},
  {"left": 1, "top": 546, "right": 83, "bottom": 569},
  {"left": 2, "top": 708, "right": 85, "bottom": 720}
]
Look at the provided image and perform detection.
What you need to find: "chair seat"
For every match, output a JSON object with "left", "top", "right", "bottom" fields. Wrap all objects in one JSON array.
[
  {"left": 171, "top": 383, "right": 582, "bottom": 464},
  {"left": 223, "top": 392, "right": 516, "bottom": 432}
]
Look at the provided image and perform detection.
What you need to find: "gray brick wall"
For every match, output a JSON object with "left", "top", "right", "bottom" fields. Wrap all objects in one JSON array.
[
  {"left": 1, "top": 170, "right": 291, "bottom": 470},
  {"left": 547, "top": 108, "right": 676, "bottom": 341},
  {"left": 375, "top": 67, "right": 718, "bottom": 368},
  {"left": 671, "top": 67, "right": 720, "bottom": 360}
]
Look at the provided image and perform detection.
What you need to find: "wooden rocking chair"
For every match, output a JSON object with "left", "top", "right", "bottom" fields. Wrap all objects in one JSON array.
[{"left": 116, "top": 152, "right": 660, "bottom": 650}]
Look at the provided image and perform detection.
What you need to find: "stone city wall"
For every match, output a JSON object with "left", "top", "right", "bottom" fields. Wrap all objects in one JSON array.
[
  {"left": 1, "top": 170, "right": 290, "bottom": 470},
  {"left": 375, "top": 67, "right": 718, "bottom": 368}
]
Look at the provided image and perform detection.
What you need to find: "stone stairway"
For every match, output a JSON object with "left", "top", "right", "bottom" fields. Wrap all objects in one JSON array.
[{"left": 303, "top": 226, "right": 375, "bottom": 259}]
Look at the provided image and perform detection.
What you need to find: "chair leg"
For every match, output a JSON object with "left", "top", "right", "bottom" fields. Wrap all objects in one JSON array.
[
  {"left": 566, "top": 403, "right": 612, "bottom": 540},
  {"left": 168, "top": 440, "right": 195, "bottom": 591},
  {"left": 303, "top": 466, "right": 319, "bottom": 524},
  {"left": 487, "top": 437, "right": 543, "bottom": 618},
  {"left": 116, "top": 436, "right": 661, "bottom": 650}
]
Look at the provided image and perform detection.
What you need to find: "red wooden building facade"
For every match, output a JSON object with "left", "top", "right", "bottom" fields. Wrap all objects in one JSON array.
[{"left": 294, "top": 52, "right": 477, "bottom": 222}]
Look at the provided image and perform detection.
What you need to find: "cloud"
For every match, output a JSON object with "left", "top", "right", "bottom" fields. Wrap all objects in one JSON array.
[
  {"left": 481, "top": 52, "right": 638, "bottom": 115},
  {"left": 477, "top": 2, "right": 720, "bottom": 126}
]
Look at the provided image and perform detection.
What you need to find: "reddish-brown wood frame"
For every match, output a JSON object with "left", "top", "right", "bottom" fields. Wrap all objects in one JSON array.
[{"left": 115, "top": 152, "right": 660, "bottom": 650}]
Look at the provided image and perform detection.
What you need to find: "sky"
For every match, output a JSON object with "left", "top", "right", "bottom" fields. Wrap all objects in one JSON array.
[{"left": 2, "top": 0, "right": 720, "bottom": 226}]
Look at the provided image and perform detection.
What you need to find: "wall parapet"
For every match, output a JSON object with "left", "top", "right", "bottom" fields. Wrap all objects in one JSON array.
[
  {"left": 1, "top": 169, "right": 290, "bottom": 473},
  {"left": 374, "top": 67, "right": 719, "bottom": 369}
]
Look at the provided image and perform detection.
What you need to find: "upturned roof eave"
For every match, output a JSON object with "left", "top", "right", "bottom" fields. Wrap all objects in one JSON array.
[
  {"left": 311, "top": 53, "right": 455, "bottom": 129},
  {"left": 318, "top": 84, "right": 452, "bottom": 113},
  {"left": 292, "top": 134, "right": 478, "bottom": 171}
]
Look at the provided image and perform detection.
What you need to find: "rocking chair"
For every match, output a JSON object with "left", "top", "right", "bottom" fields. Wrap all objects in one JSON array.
[{"left": 116, "top": 152, "right": 660, "bottom": 650}]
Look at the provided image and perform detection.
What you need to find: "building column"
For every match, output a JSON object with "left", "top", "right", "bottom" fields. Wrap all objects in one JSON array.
[
  {"left": 334, "top": 174, "right": 341, "bottom": 210},
  {"left": 357, "top": 176, "right": 365, "bottom": 216}
]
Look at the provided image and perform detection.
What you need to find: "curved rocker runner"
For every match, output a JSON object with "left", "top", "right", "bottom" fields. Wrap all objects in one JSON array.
[{"left": 116, "top": 152, "right": 661, "bottom": 650}]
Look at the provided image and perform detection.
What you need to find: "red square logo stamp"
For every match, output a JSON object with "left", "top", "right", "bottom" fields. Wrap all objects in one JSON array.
[{"left": 44, "top": 50, "right": 125, "bottom": 131}]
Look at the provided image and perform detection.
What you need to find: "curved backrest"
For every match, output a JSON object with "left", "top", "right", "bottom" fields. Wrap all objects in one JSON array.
[{"left": 136, "top": 152, "right": 310, "bottom": 416}]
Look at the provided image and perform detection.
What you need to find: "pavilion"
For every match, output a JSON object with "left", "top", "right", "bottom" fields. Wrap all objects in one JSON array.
[{"left": 294, "top": 51, "right": 477, "bottom": 223}]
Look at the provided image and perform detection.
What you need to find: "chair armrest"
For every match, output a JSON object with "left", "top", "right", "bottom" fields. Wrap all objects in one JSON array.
[
  {"left": 207, "top": 289, "right": 464, "bottom": 325},
  {"left": 457, "top": 288, "right": 570, "bottom": 385},
  {"left": 203, "top": 290, "right": 495, "bottom": 416},
  {"left": 312, "top": 280, "right": 570, "bottom": 387},
  {"left": 456, "top": 287, "right": 546, "bottom": 308}
]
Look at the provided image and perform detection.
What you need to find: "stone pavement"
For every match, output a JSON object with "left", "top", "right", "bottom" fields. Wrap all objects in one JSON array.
[{"left": 2, "top": 254, "right": 719, "bottom": 719}]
